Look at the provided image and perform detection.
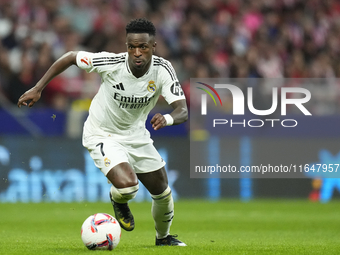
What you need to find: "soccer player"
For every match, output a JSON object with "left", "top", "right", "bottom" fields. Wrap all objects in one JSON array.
[{"left": 17, "top": 18, "right": 188, "bottom": 246}]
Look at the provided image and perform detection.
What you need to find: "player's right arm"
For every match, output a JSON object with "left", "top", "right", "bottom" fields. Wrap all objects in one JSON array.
[{"left": 17, "top": 51, "right": 78, "bottom": 108}]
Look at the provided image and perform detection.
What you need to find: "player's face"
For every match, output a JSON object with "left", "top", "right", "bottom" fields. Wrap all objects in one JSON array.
[{"left": 126, "top": 33, "right": 156, "bottom": 77}]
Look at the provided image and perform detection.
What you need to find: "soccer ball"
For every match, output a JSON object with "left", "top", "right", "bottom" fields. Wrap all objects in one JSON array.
[{"left": 81, "top": 213, "right": 121, "bottom": 250}]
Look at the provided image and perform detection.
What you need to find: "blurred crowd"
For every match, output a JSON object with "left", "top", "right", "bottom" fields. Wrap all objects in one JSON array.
[{"left": 1, "top": 0, "right": 340, "bottom": 114}]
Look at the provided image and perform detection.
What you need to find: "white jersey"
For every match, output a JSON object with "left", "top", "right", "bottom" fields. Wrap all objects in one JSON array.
[{"left": 76, "top": 51, "right": 185, "bottom": 141}]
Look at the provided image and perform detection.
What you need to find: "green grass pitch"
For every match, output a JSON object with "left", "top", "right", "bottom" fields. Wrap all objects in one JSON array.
[{"left": 1, "top": 200, "right": 340, "bottom": 254}]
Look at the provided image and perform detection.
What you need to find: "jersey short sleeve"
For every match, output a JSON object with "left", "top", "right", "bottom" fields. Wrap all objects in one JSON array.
[
  {"left": 76, "top": 51, "right": 125, "bottom": 74},
  {"left": 157, "top": 58, "right": 186, "bottom": 104}
]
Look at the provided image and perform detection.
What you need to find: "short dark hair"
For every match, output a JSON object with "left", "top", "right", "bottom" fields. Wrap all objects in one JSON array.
[{"left": 126, "top": 18, "right": 156, "bottom": 36}]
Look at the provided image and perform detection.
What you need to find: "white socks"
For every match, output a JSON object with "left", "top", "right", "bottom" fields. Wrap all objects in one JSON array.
[
  {"left": 151, "top": 186, "right": 174, "bottom": 239},
  {"left": 110, "top": 184, "right": 174, "bottom": 239},
  {"left": 110, "top": 184, "right": 139, "bottom": 204}
]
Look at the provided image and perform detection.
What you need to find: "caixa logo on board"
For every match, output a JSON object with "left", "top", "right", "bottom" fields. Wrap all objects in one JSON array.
[{"left": 196, "top": 82, "right": 312, "bottom": 128}]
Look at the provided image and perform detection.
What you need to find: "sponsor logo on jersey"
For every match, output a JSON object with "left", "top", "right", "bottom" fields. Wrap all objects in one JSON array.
[
  {"left": 112, "top": 82, "right": 125, "bottom": 91},
  {"left": 104, "top": 157, "right": 111, "bottom": 167},
  {"left": 170, "top": 82, "right": 184, "bottom": 96},
  {"left": 81, "top": 56, "right": 90, "bottom": 66},
  {"left": 147, "top": 80, "right": 156, "bottom": 93},
  {"left": 113, "top": 92, "right": 155, "bottom": 109}
]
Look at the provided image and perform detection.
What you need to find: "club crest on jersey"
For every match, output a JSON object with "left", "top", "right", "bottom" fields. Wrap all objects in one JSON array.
[
  {"left": 147, "top": 80, "right": 156, "bottom": 93},
  {"left": 104, "top": 157, "right": 111, "bottom": 167}
]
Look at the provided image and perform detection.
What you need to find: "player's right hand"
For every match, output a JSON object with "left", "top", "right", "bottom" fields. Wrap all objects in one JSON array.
[
  {"left": 150, "top": 113, "right": 167, "bottom": 130},
  {"left": 17, "top": 86, "right": 41, "bottom": 108}
]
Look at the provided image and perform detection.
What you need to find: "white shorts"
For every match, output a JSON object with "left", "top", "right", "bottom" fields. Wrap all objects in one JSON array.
[{"left": 82, "top": 134, "right": 166, "bottom": 175}]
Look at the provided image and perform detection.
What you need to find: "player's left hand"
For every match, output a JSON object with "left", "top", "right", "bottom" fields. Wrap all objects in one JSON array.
[{"left": 150, "top": 113, "right": 167, "bottom": 130}]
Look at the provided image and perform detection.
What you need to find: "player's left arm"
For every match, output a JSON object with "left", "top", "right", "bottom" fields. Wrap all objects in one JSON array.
[{"left": 151, "top": 99, "right": 188, "bottom": 131}]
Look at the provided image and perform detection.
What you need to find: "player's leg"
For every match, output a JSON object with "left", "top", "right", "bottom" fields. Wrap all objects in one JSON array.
[
  {"left": 107, "top": 162, "right": 139, "bottom": 197},
  {"left": 83, "top": 136, "right": 138, "bottom": 231},
  {"left": 137, "top": 167, "right": 171, "bottom": 239},
  {"left": 137, "top": 167, "right": 186, "bottom": 246},
  {"left": 107, "top": 162, "right": 139, "bottom": 231}
]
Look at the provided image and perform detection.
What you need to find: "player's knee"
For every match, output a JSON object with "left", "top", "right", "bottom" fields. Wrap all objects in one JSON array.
[
  {"left": 116, "top": 178, "right": 138, "bottom": 189},
  {"left": 106, "top": 163, "right": 138, "bottom": 188},
  {"left": 126, "top": 179, "right": 139, "bottom": 188}
]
